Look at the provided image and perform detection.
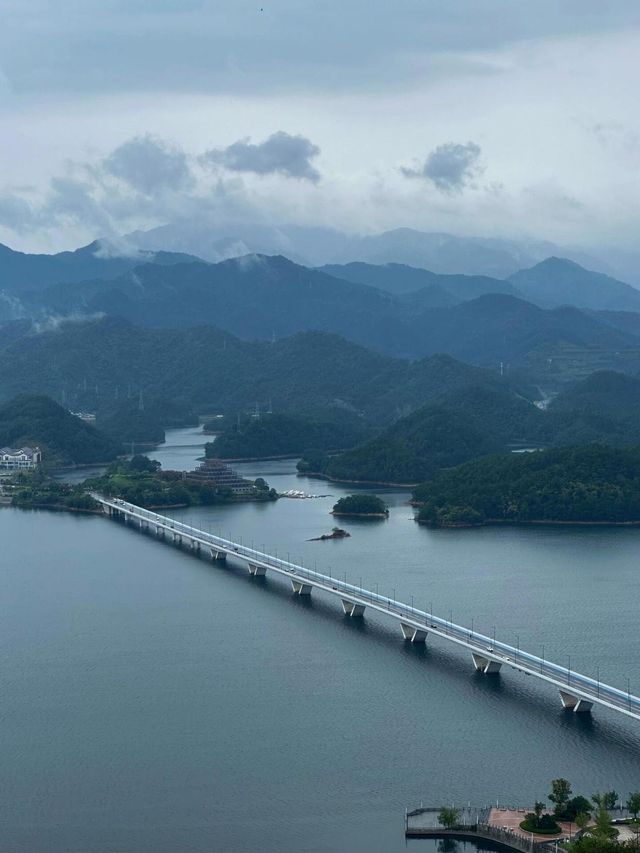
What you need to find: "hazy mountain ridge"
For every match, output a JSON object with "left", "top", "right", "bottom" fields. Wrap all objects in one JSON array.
[
  {"left": 23, "top": 253, "right": 640, "bottom": 366},
  {"left": 128, "top": 222, "right": 625, "bottom": 280},
  {"left": 509, "top": 257, "right": 640, "bottom": 312}
]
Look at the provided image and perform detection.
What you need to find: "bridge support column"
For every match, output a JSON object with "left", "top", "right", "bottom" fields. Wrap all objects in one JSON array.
[
  {"left": 291, "top": 580, "right": 312, "bottom": 595},
  {"left": 156, "top": 526, "right": 164, "bottom": 538},
  {"left": 472, "top": 653, "right": 502, "bottom": 674},
  {"left": 342, "top": 599, "right": 365, "bottom": 617},
  {"left": 401, "top": 622, "right": 427, "bottom": 643},
  {"left": 209, "top": 548, "right": 226, "bottom": 562},
  {"left": 248, "top": 563, "right": 267, "bottom": 576},
  {"left": 559, "top": 691, "right": 593, "bottom": 713},
  {"left": 173, "top": 533, "right": 182, "bottom": 546}
]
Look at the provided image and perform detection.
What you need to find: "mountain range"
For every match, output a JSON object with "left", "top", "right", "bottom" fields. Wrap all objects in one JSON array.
[{"left": 127, "top": 222, "right": 632, "bottom": 281}]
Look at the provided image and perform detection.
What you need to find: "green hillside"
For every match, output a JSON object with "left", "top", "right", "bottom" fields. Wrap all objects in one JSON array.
[
  {"left": 0, "top": 395, "right": 120, "bottom": 465},
  {"left": 413, "top": 445, "right": 640, "bottom": 526}
]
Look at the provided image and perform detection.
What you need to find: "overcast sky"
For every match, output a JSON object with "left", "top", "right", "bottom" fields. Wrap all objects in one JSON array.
[{"left": 1, "top": 0, "right": 639, "bottom": 252}]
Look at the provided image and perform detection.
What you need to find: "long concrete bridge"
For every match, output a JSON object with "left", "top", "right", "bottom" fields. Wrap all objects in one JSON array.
[{"left": 95, "top": 495, "right": 640, "bottom": 723}]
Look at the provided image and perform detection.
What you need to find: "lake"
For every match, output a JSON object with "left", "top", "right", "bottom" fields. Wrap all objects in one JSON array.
[{"left": 2, "top": 427, "right": 639, "bottom": 852}]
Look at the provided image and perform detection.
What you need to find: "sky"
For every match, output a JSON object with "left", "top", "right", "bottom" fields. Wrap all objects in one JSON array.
[{"left": 1, "top": 0, "right": 640, "bottom": 253}]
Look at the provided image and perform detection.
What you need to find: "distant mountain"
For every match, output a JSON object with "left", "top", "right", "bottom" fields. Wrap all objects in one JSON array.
[
  {"left": 0, "top": 394, "right": 119, "bottom": 465},
  {"left": 32, "top": 254, "right": 637, "bottom": 366},
  {"left": 319, "top": 261, "right": 518, "bottom": 302},
  {"left": 509, "top": 257, "right": 640, "bottom": 312},
  {"left": 0, "top": 239, "right": 201, "bottom": 293},
  {"left": 129, "top": 222, "right": 620, "bottom": 279}
]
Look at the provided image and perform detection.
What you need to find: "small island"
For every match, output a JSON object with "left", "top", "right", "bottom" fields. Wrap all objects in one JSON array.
[
  {"left": 309, "top": 527, "right": 351, "bottom": 541},
  {"left": 331, "top": 494, "right": 389, "bottom": 518}
]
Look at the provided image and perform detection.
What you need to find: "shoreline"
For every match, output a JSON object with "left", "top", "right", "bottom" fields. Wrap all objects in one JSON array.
[
  {"left": 303, "top": 471, "right": 418, "bottom": 488},
  {"left": 418, "top": 516, "right": 640, "bottom": 529}
]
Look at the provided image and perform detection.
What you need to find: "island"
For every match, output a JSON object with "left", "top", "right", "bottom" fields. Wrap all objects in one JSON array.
[
  {"left": 11, "top": 455, "right": 277, "bottom": 512},
  {"left": 331, "top": 494, "right": 389, "bottom": 518},
  {"left": 413, "top": 444, "right": 640, "bottom": 527}
]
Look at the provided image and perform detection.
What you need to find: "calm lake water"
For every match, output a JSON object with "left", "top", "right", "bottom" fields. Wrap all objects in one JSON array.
[{"left": 3, "top": 427, "right": 640, "bottom": 852}]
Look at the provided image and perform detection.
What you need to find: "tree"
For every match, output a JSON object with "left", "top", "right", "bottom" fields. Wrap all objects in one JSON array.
[
  {"left": 534, "top": 802, "right": 545, "bottom": 825},
  {"left": 567, "top": 797, "right": 592, "bottom": 821},
  {"left": 603, "top": 791, "right": 619, "bottom": 811},
  {"left": 438, "top": 807, "right": 461, "bottom": 830},
  {"left": 550, "top": 778, "right": 573, "bottom": 817},
  {"left": 575, "top": 813, "right": 590, "bottom": 832},
  {"left": 627, "top": 793, "right": 640, "bottom": 820},
  {"left": 593, "top": 803, "right": 618, "bottom": 841}
]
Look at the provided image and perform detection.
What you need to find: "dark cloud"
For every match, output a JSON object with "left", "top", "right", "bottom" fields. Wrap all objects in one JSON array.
[
  {"left": 402, "top": 142, "right": 483, "bottom": 193},
  {"left": 103, "top": 134, "right": 193, "bottom": 195},
  {"left": 203, "top": 132, "right": 321, "bottom": 182}
]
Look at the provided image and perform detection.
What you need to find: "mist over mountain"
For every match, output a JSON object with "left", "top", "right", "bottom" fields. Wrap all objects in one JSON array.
[
  {"left": 127, "top": 223, "right": 625, "bottom": 281},
  {"left": 25, "top": 253, "right": 639, "bottom": 366},
  {"left": 0, "top": 239, "right": 201, "bottom": 293}
]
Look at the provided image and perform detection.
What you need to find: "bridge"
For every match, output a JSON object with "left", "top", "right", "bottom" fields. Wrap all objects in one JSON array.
[{"left": 95, "top": 495, "right": 640, "bottom": 724}]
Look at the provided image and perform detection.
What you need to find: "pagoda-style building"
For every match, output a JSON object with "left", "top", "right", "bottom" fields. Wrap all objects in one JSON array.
[{"left": 186, "top": 458, "right": 254, "bottom": 495}]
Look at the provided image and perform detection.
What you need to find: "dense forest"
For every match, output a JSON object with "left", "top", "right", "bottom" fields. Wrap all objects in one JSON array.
[
  {"left": 208, "top": 412, "right": 368, "bottom": 459},
  {"left": 302, "top": 371, "right": 640, "bottom": 485},
  {"left": 413, "top": 445, "right": 640, "bottom": 526},
  {"left": 311, "top": 385, "right": 542, "bottom": 483},
  {"left": 0, "top": 316, "right": 529, "bottom": 426},
  {"left": 0, "top": 395, "right": 120, "bottom": 465}
]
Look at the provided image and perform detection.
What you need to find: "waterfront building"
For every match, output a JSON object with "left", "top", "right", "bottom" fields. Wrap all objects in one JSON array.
[
  {"left": 186, "top": 458, "right": 254, "bottom": 495},
  {"left": 0, "top": 446, "right": 42, "bottom": 470}
]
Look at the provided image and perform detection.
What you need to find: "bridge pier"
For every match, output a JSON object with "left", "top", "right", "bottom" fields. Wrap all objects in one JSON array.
[
  {"left": 559, "top": 691, "right": 593, "bottom": 713},
  {"left": 248, "top": 563, "right": 267, "bottom": 576},
  {"left": 209, "top": 548, "right": 226, "bottom": 562},
  {"left": 342, "top": 599, "right": 365, "bottom": 617},
  {"left": 173, "top": 533, "right": 182, "bottom": 546},
  {"left": 472, "top": 653, "right": 502, "bottom": 674},
  {"left": 156, "top": 526, "right": 164, "bottom": 538},
  {"left": 291, "top": 580, "right": 312, "bottom": 595},
  {"left": 401, "top": 622, "right": 427, "bottom": 643}
]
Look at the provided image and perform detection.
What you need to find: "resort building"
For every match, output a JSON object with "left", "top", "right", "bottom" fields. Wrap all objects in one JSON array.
[{"left": 0, "top": 446, "right": 42, "bottom": 470}]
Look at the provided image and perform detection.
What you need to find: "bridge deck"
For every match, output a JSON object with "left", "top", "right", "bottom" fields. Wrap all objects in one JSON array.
[{"left": 94, "top": 495, "right": 640, "bottom": 724}]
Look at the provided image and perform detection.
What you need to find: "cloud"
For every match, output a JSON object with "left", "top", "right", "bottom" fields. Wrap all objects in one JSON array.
[
  {"left": 103, "top": 134, "right": 194, "bottom": 195},
  {"left": 402, "top": 141, "right": 483, "bottom": 193},
  {"left": 203, "top": 132, "right": 321, "bottom": 183}
]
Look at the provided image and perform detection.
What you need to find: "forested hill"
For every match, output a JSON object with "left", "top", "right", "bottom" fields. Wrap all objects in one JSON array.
[
  {"left": 208, "top": 413, "right": 369, "bottom": 460},
  {"left": 413, "top": 445, "right": 640, "bottom": 526},
  {"left": 320, "top": 385, "right": 543, "bottom": 484},
  {"left": 0, "top": 317, "right": 522, "bottom": 424},
  {"left": 0, "top": 395, "right": 120, "bottom": 465},
  {"left": 311, "top": 367, "right": 640, "bottom": 485}
]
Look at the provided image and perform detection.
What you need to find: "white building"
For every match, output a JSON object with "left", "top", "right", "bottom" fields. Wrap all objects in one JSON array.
[{"left": 0, "top": 446, "right": 42, "bottom": 469}]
